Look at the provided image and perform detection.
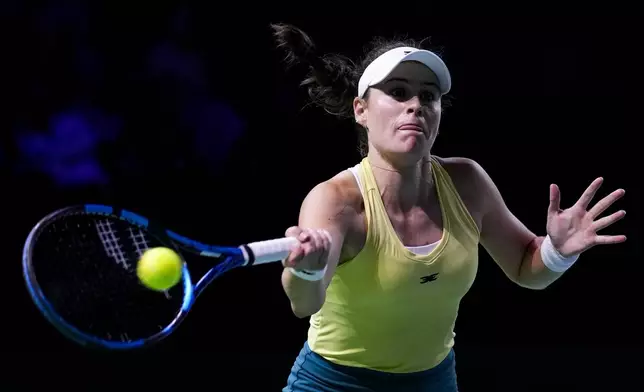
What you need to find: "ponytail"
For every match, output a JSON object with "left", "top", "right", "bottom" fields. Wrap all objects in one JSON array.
[
  {"left": 270, "top": 23, "right": 357, "bottom": 119},
  {"left": 271, "top": 23, "right": 443, "bottom": 157}
]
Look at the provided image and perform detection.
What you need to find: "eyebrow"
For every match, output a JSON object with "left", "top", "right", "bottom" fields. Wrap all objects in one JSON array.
[{"left": 385, "top": 77, "right": 439, "bottom": 88}]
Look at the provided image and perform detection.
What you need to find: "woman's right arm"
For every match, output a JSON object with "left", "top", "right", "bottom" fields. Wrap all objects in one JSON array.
[{"left": 281, "top": 178, "right": 355, "bottom": 318}]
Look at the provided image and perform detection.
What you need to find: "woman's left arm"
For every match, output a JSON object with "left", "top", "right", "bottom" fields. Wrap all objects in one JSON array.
[{"left": 468, "top": 160, "right": 627, "bottom": 290}]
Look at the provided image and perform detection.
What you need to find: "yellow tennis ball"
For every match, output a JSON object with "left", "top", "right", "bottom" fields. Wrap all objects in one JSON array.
[{"left": 136, "top": 247, "right": 183, "bottom": 291}]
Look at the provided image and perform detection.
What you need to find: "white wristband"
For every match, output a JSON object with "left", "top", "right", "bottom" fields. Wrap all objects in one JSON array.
[
  {"left": 540, "top": 235, "right": 579, "bottom": 273},
  {"left": 287, "top": 266, "right": 327, "bottom": 281}
]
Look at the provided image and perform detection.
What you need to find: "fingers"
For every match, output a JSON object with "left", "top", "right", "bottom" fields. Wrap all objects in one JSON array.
[
  {"left": 314, "top": 229, "right": 331, "bottom": 267},
  {"left": 317, "top": 229, "right": 332, "bottom": 251},
  {"left": 283, "top": 227, "right": 306, "bottom": 267},
  {"left": 593, "top": 234, "right": 627, "bottom": 245},
  {"left": 574, "top": 177, "right": 604, "bottom": 210},
  {"left": 300, "top": 229, "right": 330, "bottom": 270},
  {"left": 283, "top": 227, "right": 331, "bottom": 269},
  {"left": 301, "top": 228, "right": 322, "bottom": 255},
  {"left": 284, "top": 239, "right": 304, "bottom": 268},
  {"left": 547, "top": 184, "right": 561, "bottom": 217},
  {"left": 591, "top": 210, "right": 626, "bottom": 232},
  {"left": 587, "top": 189, "right": 626, "bottom": 219}
]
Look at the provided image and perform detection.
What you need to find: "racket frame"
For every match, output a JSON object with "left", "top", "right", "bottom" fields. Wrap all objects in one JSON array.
[{"left": 22, "top": 204, "right": 285, "bottom": 350}]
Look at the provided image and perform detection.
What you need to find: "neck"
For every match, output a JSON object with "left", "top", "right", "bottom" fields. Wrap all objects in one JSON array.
[{"left": 367, "top": 151, "right": 434, "bottom": 212}]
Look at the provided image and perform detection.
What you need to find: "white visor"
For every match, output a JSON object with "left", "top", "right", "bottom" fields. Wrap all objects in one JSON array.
[{"left": 357, "top": 47, "right": 451, "bottom": 98}]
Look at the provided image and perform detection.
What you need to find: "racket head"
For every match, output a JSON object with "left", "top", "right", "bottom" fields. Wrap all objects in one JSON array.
[{"left": 22, "top": 205, "right": 199, "bottom": 350}]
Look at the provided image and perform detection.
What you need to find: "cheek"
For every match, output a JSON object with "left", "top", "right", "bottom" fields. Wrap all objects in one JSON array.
[
  {"left": 434, "top": 100, "right": 443, "bottom": 115},
  {"left": 426, "top": 105, "right": 442, "bottom": 124},
  {"left": 369, "top": 101, "right": 402, "bottom": 131}
]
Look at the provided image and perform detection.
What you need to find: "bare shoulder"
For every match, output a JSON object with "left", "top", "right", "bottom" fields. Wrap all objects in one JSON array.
[
  {"left": 299, "top": 169, "right": 363, "bottom": 228},
  {"left": 434, "top": 156, "right": 482, "bottom": 179},
  {"left": 434, "top": 156, "right": 481, "bottom": 189},
  {"left": 433, "top": 156, "right": 493, "bottom": 226},
  {"left": 327, "top": 169, "right": 363, "bottom": 205},
  {"left": 434, "top": 156, "right": 492, "bottom": 189}
]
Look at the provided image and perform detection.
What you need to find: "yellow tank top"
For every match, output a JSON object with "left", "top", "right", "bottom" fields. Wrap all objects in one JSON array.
[{"left": 308, "top": 157, "right": 480, "bottom": 373}]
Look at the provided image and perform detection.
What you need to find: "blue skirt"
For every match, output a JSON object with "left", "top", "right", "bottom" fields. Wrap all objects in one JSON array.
[{"left": 283, "top": 342, "right": 458, "bottom": 392}]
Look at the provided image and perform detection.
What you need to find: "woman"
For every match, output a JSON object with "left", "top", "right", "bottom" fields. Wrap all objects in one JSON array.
[{"left": 272, "top": 24, "right": 626, "bottom": 392}]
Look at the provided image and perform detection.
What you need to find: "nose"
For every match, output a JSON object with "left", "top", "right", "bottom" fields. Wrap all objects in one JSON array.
[{"left": 405, "top": 96, "right": 423, "bottom": 116}]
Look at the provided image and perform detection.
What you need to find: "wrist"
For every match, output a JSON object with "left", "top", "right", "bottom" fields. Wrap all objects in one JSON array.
[
  {"left": 540, "top": 235, "right": 579, "bottom": 273},
  {"left": 287, "top": 265, "right": 327, "bottom": 281}
]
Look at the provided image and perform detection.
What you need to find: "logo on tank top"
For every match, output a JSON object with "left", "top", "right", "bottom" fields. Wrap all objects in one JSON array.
[{"left": 420, "top": 273, "right": 439, "bottom": 284}]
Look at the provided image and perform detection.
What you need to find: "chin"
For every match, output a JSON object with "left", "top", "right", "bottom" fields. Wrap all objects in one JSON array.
[{"left": 399, "top": 135, "right": 429, "bottom": 153}]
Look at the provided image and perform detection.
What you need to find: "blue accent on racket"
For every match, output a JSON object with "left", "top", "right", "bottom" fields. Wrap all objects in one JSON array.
[{"left": 22, "top": 204, "right": 297, "bottom": 350}]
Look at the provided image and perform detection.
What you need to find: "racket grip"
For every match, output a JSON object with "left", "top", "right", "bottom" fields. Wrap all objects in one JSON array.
[{"left": 243, "top": 237, "right": 299, "bottom": 266}]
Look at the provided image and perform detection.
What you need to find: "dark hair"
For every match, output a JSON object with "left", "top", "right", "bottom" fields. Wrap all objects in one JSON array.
[{"left": 270, "top": 23, "right": 445, "bottom": 157}]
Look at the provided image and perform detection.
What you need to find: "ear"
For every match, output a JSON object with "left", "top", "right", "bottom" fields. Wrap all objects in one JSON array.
[{"left": 353, "top": 96, "right": 367, "bottom": 127}]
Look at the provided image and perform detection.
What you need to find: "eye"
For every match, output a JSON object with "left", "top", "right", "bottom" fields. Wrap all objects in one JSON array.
[
  {"left": 420, "top": 91, "right": 438, "bottom": 102},
  {"left": 389, "top": 87, "right": 408, "bottom": 99},
  {"left": 387, "top": 85, "right": 438, "bottom": 103}
]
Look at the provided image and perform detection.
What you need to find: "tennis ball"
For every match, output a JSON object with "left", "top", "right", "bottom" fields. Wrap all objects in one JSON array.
[{"left": 136, "top": 247, "right": 183, "bottom": 291}]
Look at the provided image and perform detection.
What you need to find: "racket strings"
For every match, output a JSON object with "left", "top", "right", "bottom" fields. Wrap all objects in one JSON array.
[{"left": 32, "top": 214, "right": 185, "bottom": 343}]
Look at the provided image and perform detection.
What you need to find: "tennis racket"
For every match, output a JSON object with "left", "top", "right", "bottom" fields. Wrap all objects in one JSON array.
[{"left": 22, "top": 204, "right": 298, "bottom": 350}]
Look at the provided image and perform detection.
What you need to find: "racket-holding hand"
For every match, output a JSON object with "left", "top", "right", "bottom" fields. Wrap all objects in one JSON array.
[{"left": 283, "top": 226, "right": 332, "bottom": 276}]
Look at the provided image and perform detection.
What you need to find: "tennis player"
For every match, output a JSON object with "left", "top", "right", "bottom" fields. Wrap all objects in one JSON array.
[{"left": 272, "top": 24, "right": 627, "bottom": 392}]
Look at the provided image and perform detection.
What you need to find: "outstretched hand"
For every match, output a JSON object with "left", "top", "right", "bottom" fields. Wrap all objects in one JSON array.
[{"left": 546, "top": 177, "right": 626, "bottom": 257}]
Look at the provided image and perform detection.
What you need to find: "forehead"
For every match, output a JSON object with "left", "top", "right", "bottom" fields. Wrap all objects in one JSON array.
[{"left": 384, "top": 61, "right": 439, "bottom": 86}]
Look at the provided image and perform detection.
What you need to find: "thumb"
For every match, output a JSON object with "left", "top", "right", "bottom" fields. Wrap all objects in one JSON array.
[
  {"left": 547, "top": 184, "right": 561, "bottom": 218},
  {"left": 285, "top": 226, "right": 302, "bottom": 238}
]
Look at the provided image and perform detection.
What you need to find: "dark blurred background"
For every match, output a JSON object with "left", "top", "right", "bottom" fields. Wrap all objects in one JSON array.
[{"left": 2, "top": 2, "right": 641, "bottom": 390}]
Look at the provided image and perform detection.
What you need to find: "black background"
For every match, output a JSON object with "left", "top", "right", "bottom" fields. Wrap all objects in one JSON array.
[{"left": 2, "top": 3, "right": 642, "bottom": 390}]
